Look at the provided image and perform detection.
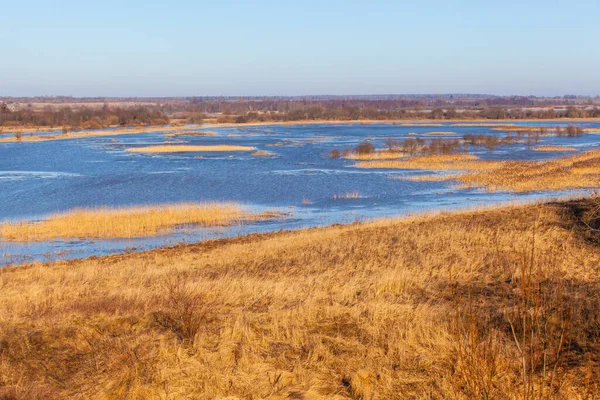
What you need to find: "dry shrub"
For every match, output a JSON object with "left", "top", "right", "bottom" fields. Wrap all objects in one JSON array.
[
  {"left": 355, "top": 141, "right": 375, "bottom": 155},
  {"left": 153, "top": 277, "right": 212, "bottom": 343}
]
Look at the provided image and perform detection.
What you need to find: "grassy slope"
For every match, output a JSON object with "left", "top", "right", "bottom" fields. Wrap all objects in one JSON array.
[{"left": 0, "top": 199, "right": 599, "bottom": 399}]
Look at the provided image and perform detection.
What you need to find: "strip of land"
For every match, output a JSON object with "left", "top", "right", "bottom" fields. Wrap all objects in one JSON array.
[
  {"left": 0, "top": 198, "right": 598, "bottom": 398},
  {"left": 0, "top": 203, "right": 278, "bottom": 241},
  {"left": 126, "top": 145, "right": 256, "bottom": 153},
  {"left": 2, "top": 119, "right": 600, "bottom": 143},
  {"left": 0, "top": 124, "right": 203, "bottom": 143},
  {"left": 357, "top": 149, "right": 600, "bottom": 192}
]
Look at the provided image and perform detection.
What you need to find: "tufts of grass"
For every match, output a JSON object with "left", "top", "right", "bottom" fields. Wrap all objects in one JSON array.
[
  {"left": 359, "top": 149, "right": 600, "bottom": 193},
  {"left": 163, "top": 131, "right": 218, "bottom": 137},
  {"left": 0, "top": 203, "right": 280, "bottom": 241},
  {"left": 534, "top": 145, "right": 578, "bottom": 152},
  {"left": 251, "top": 151, "right": 277, "bottom": 157}
]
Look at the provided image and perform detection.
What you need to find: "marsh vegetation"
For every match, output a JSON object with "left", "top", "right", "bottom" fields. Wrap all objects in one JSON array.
[{"left": 1, "top": 198, "right": 599, "bottom": 398}]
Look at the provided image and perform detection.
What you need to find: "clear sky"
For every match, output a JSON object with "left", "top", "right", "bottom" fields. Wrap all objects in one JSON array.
[{"left": 2, "top": 0, "right": 599, "bottom": 97}]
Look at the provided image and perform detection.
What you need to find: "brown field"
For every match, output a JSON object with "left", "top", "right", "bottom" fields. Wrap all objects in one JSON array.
[
  {"left": 1, "top": 198, "right": 599, "bottom": 399},
  {"left": 358, "top": 149, "right": 600, "bottom": 192},
  {"left": 533, "top": 145, "right": 578, "bottom": 152},
  {"left": 127, "top": 145, "right": 256, "bottom": 153},
  {"left": 0, "top": 203, "right": 278, "bottom": 241}
]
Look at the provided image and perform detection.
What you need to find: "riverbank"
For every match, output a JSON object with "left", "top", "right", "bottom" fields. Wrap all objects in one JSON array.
[
  {"left": 2, "top": 118, "right": 600, "bottom": 143},
  {"left": 1, "top": 197, "right": 598, "bottom": 398}
]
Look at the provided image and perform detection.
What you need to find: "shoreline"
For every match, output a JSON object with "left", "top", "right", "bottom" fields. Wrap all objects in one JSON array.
[
  {"left": 4, "top": 192, "right": 588, "bottom": 269},
  {"left": 201, "top": 117, "right": 600, "bottom": 129},
  {"left": 2, "top": 194, "right": 598, "bottom": 397},
  {"left": 1, "top": 117, "right": 600, "bottom": 143},
  {"left": 0, "top": 124, "right": 203, "bottom": 143}
]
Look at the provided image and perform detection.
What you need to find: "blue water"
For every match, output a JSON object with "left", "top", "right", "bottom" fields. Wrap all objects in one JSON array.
[{"left": 1, "top": 122, "right": 599, "bottom": 265}]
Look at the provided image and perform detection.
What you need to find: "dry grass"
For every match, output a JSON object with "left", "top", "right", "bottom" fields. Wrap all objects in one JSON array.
[
  {"left": 0, "top": 203, "right": 278, "bottom": 241},
  {"left": 457, "top": 150, "right": 600, "bottom": 192},
  {"left": 534, "top": 145, "right": 578, "bottom": 152},
  {"left": 0, "top": 125, "right": 203, "bottom": 143},
  {"left": 356, "top": 153, "right": 498, "bottom": 171},
  {"left": 424, "top": 131, "right": 457, "bottom": 136},
  {"left": 251, "top": 151, "right": 277, "bottom": 157},
  {"left": 399, "top": 123, "right": 443, "bottom": 127},
  {"left": 1, "top": 199, "right": 599, "bottom": 398},
  {"left": 344, "top": 150, "right": 405, "bottom": 161},
  {"left": 359, "top": 149, "right": 600, "bottom": 192},
  {"left": 127, "top": 145, "right": 256, "bottom": 153},
  {"left": 163, "top": 131, "right": 218, "bottom": 138}
]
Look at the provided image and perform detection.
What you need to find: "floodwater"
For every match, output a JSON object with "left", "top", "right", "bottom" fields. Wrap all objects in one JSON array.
[{"left": 1, "top": 122, "right": 599, "bottom": 266}]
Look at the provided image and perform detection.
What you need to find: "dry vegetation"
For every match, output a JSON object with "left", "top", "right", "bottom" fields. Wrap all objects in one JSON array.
[
  {"left": 164, "top": 131, "right": 219, "bottom": 138},
  {"left": 358, "top": 149, "right": 600, "bottom": 192},
  {"left": 0, "top": 125, "right": 203, "bottom": 143},
  {"left": 251, "top": 151, "right": 277, "bottom": 157},
  {"left": 533, "top": 146, "right": 578, "bottom": 152},
  {"left": 127, "top": 145, "right": 256, "bottom": 153},
  {"left": 0, "top": 203, "right": 278, "bottom": 241},
  {"left": 0, "top": 198, "right": 599, "bottom": 399},
  {"left": 424, "top": 131, "right": 457, "bottom": 136}
]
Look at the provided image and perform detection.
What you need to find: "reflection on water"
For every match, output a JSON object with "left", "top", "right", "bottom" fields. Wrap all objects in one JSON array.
[{"left": 1, "top": 122, "right": 599, "bottom": 266}]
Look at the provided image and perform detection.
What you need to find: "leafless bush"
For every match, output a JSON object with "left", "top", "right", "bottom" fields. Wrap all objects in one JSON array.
[{"left": 153, "top": 278, "right": 210, "bottom": 343}]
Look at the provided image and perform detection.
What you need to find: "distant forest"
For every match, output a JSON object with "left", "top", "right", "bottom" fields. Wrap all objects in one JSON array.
[{"left": 1, "top": 95, "right": 600, "bottom": 129}]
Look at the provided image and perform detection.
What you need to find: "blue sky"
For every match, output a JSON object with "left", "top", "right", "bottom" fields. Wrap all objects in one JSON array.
[{"left": 1, "top": 0, "right": 599, "bottom": 96}]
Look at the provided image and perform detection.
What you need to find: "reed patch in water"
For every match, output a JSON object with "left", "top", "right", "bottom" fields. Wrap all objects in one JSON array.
[
  {"left": 358, "top": 149, "right": 600, "bottom": 192},
  {"left": 0, "top": 203, "right": 279, "bottom": 241},
  {"left": 533, "top": 145, "right": 578, "bottom": 152},
  {"left": 127, "top": 145, "right": 256, "bottom": 153}
]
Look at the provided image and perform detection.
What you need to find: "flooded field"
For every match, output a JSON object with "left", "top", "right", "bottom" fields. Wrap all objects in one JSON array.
[{"left": 1, "top": 121, "right": 599, "bottom": 265}]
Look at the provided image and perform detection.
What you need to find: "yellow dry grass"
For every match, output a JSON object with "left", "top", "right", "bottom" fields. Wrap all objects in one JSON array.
[
  {"left": 0, "top": 203, "right": 278, "bottom": 241},
  {"left": 251, "top": 151, "right": 277, "bottom": 157},
  {"left": 356, "top": 153, "right": 499, "bottom": 171},
  {"left": 358, "top": 149, "right": 600, "bottom": 192},
  {"left": 533, "top": 145, "right": 578, "bottom": 152},
  {"left": 424, "top": 131, "right": 457, "bottom": 136},
  {"left": 1, "top": 199, "right": 599, "bottom": 398},
  {"left": 0, "top": 124, "right": 203, "bottom": 143},
  {"left": 399, "top": 123, "right": 443, "bottom": 127},
  {"left": 163, "top": 131, "right": 218, "bottom": 138},
  {"left": 491, "top": 125, "right": 555, "bottom": 132},
  {"left": 344, "top": 150, "right": 405, "bottom": 160},
  {"left": 127, "top": 145, "right": 256, "bottom": 153}
]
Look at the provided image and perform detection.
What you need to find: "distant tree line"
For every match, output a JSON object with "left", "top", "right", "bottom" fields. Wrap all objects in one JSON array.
[
  {"left": 0, "top": 104, "right": 168, "bottom": 129},
  {"left": 204, "top": 104, "right": 600, "bottom": 124}
]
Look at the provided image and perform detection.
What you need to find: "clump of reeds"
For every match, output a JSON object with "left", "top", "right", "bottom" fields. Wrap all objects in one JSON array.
[
  {"left": 251, "top": 151, "right": 277, "bottom": 157},
  {"left": 534, "top": 146, "right": 578, "bottom": 152},
  {"left": 164, "top": 131, "right": 218, "bottom": 137},
  {"left": 359, "top": 148, "right": 600, "bottom": 193},
  {"left": 0, "top": 203, "right": 279, "bottom": 241}
]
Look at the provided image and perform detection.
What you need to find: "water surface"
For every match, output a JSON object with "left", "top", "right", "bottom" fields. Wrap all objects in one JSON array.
[{"left": 1, "top": 122, "right": 599, "bottom": 265}]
